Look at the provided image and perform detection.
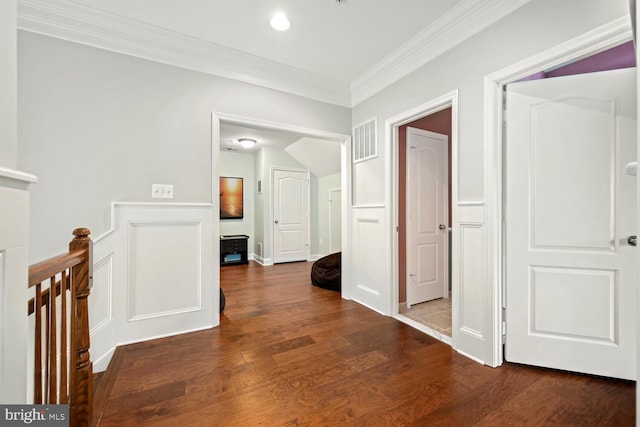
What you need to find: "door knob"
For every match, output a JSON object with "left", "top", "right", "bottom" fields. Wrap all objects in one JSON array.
[
  {"left": 274, "top": 220, "right": 279, "bottom": 224},
  {"left": 439, "top": 224, "right": 446, "bottom": 230},
  {"left": 628, "top": 235, "right": 637, "bottom": 246}
]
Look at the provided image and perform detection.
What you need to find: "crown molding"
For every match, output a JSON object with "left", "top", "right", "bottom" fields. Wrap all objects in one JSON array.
[
  {"left": 17, "top": 0, "right": 352, "bottom": 107},
  {"left": 17, "top": 0, "right": 533, "bottom": 108},
  {"left": 350, "top": 0, "right": 531, "bottom": 106}
]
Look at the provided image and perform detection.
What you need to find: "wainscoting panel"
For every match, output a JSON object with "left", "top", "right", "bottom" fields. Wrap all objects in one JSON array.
[
  {"left": 90, "top": 202, "right": 215, "bottom": 371},
  {"left": 0, "top": 250, "right": 4, "bottom": 397},
  {"left": 91, "top": 235, "right": 117, "bottom": 372},
  {"left": 453, "top": 203, "right": 488, "bottom": 364},
  {"left": 0, "top": 170, "right": 35, "bottom": 402},
  {"left": 90, "top": 253, "right": 113, "bottom": 334},
  {"left": 458, "top": 223, "right": 485, "bottom": 338},
  {"left": 351, "top": 207, "right": 387, "bottom": 314},
  {"left": 127, "top": 221, "right": 201, "bottom": 321}
]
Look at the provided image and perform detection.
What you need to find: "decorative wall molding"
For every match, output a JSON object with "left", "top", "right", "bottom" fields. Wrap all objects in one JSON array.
[
  {"left": 17, "top": 0, "right": 351, "bottom": 107},
  {"left": 0, "top": 182, "right": 31, "bottom": 401},
  {"left": 90, "top": 252, "right": 113, "bottom": 335},
  {"left": 126, "top": 220, "right": 203, "bottom": 322},
  {"left": 0, "top": 251, "right": 4, "bottom": 394},
  {"left": 351, "top": 204, "right": 385, "bottom": 210},
  {"left": 352, "top": 210, "right": 387, "bottom": 314},
  {"left": 457, "top": 222, "right": 485, "bottom": 339},
  {"left": 351, "top": 0, "right": 532, "bottom": 105},
  {"left": 93, "top": 201, "right": 213, "bottom": 244},
  {"left": 251, "top": 255, "right": 273, "bottom": 266},
  {"left": 17, "top": 0, "right": 532, "bottom": 107},
  {"left": 89, "top": 202, "right": 216, "bottom": 372},
  {"left": 457, "top": 201, "right": 484, "bottom": 207},
  {"left": 0, "top": 167, "right": 37, "bottom": 183}
]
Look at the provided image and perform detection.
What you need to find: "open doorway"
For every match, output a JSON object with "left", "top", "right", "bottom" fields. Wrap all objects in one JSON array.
[
  {"left": 484, "top": 25, "right": 636, "bottom": 368},
  {"left": 396, "top": 108, "right": 452, "bottom": 342},
  {"left": 211, "top": 112, "right": 353, "bottom": 304},
  {"left": 387, "top": 91, "right": 458, "bottom": 346},
  {"left": 501, "top": 43, "right": 636, "bottom": 380}
]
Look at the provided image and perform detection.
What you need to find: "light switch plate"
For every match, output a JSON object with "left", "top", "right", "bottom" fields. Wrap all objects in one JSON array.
[{"left": 152, "top": 184, "right": 174, "bottom": 198}]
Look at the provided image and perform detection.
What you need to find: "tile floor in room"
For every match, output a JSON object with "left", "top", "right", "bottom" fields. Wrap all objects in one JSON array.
[{"left": 400, "top": 295, "right": 452, "bottom": 337}]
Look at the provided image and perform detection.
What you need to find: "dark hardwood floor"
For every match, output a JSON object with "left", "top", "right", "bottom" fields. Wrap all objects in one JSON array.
[{"left": 94, "top": 261, "right": 635, "bottom": 426}]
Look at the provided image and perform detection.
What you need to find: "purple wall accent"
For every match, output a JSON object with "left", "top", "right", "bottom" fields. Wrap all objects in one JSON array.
[
  {"left": 519, "top": 41, "right": 636, "bottom": 81},
  {"left": 518, "top": 71, "right": 546, "bottom": 82},
  {"left": 547, "top": 41, "right": 636, "bottom": 77}
]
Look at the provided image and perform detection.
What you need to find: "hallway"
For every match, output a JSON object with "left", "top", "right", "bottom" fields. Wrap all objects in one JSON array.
[{"left": 93, "top": 261, "right": 634, "bottom": 425}]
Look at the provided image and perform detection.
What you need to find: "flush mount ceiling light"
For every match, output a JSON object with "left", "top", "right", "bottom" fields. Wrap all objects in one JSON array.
[
  {"left": 270, "top": 12, "right": 291, "bottom": 31},
  {"left": 238, "top": 138, "right": 257, "bottom": 149}
]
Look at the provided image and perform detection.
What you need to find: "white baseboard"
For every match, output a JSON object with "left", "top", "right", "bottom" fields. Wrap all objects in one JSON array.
[
  {"left": 93, "top": 347, "right": 116, "bottom": 373},
  {"left": 253, "top": 256, "right": 273, "bottom": 266},
  {"left": 393, "top": 314, "right": 453, "bottom": 346}
]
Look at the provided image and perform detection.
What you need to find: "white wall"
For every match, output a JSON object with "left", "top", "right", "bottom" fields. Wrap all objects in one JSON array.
[
  {"left": 89, "top": 202, "right": 215, "bottom": 372},
  {"left": 219, "top": 151, "right": 255, "bottom": 243},
  {"left": 0, "top": 0, "right": 17, "bottom": 168},
  {"left": 350, "top": 0, "right": 631, "bottom": 363},
  {"left": 253, "top": 146, "right": 306, "bottom": 263},
  {"left": 0, "top": 0, "right": 33, "bottom": 403},
  {"left": 353, "top": 0, "right": 629, "bottom": 202},
  {"left": 254, "top": 148, "right": 266, "bottom": 260},
  {"left": 17, "top": 30, "right": 349, "bottom": 373},
  {"left": 316, "top": 173, "right": 341, "bottom": 256},
  {"left": 17, "top": 31, "right": 351, "bottom": 263}
]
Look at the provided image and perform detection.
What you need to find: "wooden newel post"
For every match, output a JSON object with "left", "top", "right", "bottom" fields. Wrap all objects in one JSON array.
[{"left": 69, "top": 228, "right": 93, "bottom": 427}]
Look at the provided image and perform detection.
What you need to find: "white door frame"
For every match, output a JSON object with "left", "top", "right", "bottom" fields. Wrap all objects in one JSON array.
[
  {"left": 328, "top": 186, "right": 342, "bottom": 254},
  {"left": 385, "top": 90, "right": 459, "bottom": 343},
  {"left": 484, "top": 17, "right": 632, "bottom": 367},
  {"left": 211, "top": 112, "right": 354, "bottom": 300}
]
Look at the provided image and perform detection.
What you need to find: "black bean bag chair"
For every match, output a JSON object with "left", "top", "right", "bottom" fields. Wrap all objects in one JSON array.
[{"left": 311, "top": 252, "right": 341, "bottom": 292}]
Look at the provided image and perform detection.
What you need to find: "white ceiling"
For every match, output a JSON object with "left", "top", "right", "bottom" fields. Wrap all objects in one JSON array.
[
  {"left": 220, "top": 123, "right": 308, "bottom": 153},
  {"left": 70, "top": 0, "right": 463, "bottom": 84},
  {"left": 17, "top": 0, "right": 531, "bottom": 157},
  {"left": 285, "top": 137, "right": 341, "bottom": 177},
  {"left": 18, "top": 0, "right": 531, "bottom": 106},
  {"left": 220, "top": 124, "right": 342, "bottom": 177}
]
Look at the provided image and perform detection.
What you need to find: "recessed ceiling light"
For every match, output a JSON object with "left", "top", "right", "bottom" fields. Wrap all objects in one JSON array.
[
  {"left": 270, "top": 13, "right": 291, "bottom": 31},
  {"left": 238, "top": 138, "right": 257, "bottom": 149}
]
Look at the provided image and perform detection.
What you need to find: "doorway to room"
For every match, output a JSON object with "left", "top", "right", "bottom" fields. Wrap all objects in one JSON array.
[
  {"left": 212, "top": 112, "right": 353, "bottom": 312},
  {"left": 484, "top": 31, "right": 637, "bottom": 371},
  {"left": 386, "top": 91, "right": 458, "bottom": 347},
  {"left": 501, "top": 43, "right": 637, "bottom": 380},
  {"left": 396, "top": 107, "right": 453, "bottom": 343}
]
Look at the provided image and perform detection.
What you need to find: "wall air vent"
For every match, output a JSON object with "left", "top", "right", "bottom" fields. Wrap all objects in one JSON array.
[{"left": 352, "top": 118, "right": 377, "bottom": 163}]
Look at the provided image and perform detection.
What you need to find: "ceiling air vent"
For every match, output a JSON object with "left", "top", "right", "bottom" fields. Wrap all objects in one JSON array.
[{"left": 352, "top": 118, "right": 377, "bottom": 163}]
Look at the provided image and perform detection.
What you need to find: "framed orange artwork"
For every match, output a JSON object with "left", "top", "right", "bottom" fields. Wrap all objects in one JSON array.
[{"left": 219, "top": 177, "right": 243, "bottom": 219}]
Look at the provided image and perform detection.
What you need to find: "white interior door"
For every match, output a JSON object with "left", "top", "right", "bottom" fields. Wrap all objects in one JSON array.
[
  {"left": 505, "top": 68, "right": 637, "bottom": 380},
  {"left": 329, "top": 187, "right": 342, "bottom": 253},
  {"left": 273, "top": 169, "right": 309, "bottom": 263},
  {"left": 406, "top": 127, "right": 448, "bottom": 307}
]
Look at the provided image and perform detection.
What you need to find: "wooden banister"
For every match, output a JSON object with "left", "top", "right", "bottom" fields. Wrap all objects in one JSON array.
[
  {"left": 69, "top": 228, "right": 93, "bottom": 427},
  {"left": 29, "top": 250, "right": 86, "bottom": 287},
  {"left": 28, "top": 228, "right": 93, "bottom": 427}
]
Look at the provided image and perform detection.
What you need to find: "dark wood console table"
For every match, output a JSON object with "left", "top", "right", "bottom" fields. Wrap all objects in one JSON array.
[{"left": 220, "top": 235, "right": 249, "bottom": 266}]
